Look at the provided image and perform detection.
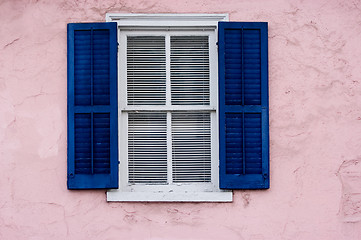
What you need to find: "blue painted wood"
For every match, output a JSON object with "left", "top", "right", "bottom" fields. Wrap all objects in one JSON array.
[
  {"left": 219, "top": 22, "right": 269, "bottom": 189},
  {"left": 67, "top": 22, "right": 118, "bottom": 189}
]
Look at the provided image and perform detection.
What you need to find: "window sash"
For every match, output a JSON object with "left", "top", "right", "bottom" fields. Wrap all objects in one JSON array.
[{"left": 118, "top": 30, "right": 217, "bottom": 111}]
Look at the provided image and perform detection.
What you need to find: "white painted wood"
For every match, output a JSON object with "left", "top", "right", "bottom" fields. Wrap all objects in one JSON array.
[
  {"left": 209, "top": 33, "right": 218, "bottom": 108},
  {"left": 211, "top": 111, "right": 219, "bottom": 188},
  {"left": 107, "top": 190, "right": 232, "bottom": 202},
  {"left": 118, "top": 31, "right": 127, "bottom": 109},
  {"left": 166, "top": 111, "right": 173, "bottom": 184},
  {"left": 106, "top": 13, "right": 229, "bottom": 27},
  {"left": 118, "top": 31, "right": 128, "bottom": 190},
  {"left": 209, "top": 32, "right": 219, "bottom": 188},
  {"left": 121, "top": 105, "right": 216, "bottom": 111},
  {"left": 118, "top": 112, "right": 128, "bottom": 190},
  {"left": 165, "top": 34, "right": 171, "bottom": 107}
]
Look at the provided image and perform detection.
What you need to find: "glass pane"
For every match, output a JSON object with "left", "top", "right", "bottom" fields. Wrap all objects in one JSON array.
[
  {"left": 128, "top": 112, "right": 167, "bottom": 183},
  {"left": 172, "top": 112, "right": 211, "bottom": 182},
  {"left": 171, "top": 36, "right": 210, "bottom": 105},
  {"left": 127, "top": 36, "right": 166, "bottom": 105}
]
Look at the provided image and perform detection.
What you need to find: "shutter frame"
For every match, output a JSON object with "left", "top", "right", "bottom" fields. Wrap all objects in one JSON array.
[
  {"left": 67, "top": 22, "right": 118, "bottom": 189},
  {"left": 218, "top": 22, "right": 269, "bottom": 189}
]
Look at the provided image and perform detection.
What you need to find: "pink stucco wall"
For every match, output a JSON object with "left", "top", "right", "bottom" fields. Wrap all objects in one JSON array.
[{"left": 1, "top": 0, "right": 361, "bottom": 239}]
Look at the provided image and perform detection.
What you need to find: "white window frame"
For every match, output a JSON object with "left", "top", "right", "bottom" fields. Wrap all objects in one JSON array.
[{"left": 106, "top": 14, "right": 232, "bottom": 202}]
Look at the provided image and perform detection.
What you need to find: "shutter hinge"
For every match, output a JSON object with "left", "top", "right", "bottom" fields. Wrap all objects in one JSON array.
[{"left": 117, "top": 42, "right": 119, "bottom": 52}]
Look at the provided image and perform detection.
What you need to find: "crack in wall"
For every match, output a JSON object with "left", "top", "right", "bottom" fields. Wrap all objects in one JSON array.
[{"left": 3, "top": 38, "right": 20, "bottom": 49}]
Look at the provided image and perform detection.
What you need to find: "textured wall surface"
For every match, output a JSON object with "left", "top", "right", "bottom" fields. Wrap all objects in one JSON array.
[{"left": 1, "top": 0, "right": 361, "bottom": 239}]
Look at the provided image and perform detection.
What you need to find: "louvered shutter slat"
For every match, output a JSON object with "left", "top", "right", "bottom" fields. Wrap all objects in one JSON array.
[
  {"left": 93, "top": 30, "right": 110, "bottom": 106},
  {"left": 74, "top": 113, "right": 92, "bottom": 174},
  {"left": 244, "top": 113, "right": 262, "bottom": 174},
  {"left": 68, "top": 23, "right": 118, "bottom": 189},
  {"left": 244, "top": 29, "right": 261, "bottom": 105},
  {"left": 74, "top": 30, "right": 91, "bottom": 106},
  {"left": 93, "top": 113, "right": 111, "bottom": 174},
  {"left": 219, "top": 22, "right": 269, "bottom": 189}
]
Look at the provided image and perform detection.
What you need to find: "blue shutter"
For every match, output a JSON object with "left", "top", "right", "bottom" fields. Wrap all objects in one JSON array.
[
  {"left": 218, "top": 22, "right": 269, "bottom": 189},
  {"left": 67, "top": 23, "right": 118, "bottom": 189}
]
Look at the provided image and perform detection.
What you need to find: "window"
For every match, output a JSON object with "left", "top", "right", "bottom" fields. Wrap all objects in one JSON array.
[
  {"left": 115, "top": 20, "right": 223, "bottom": 201},
  {"left": 67, "top": 14, "right": 269, "bottom": 202}
]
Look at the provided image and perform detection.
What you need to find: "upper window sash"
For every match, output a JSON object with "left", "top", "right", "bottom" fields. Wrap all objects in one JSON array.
[{"left": 118, "top": 30, "right": 218, "bottom": 111}]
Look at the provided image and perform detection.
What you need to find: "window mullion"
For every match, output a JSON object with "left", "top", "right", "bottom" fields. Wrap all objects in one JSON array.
[
  {"left": 165, "top": 34, "right": 173, "bottom": 184},
  {"left": 165, "top": 34, "right": 171, "bottom": 106},
  {"left": 166, "top": 111, "right": 173, "bottom": 184}
]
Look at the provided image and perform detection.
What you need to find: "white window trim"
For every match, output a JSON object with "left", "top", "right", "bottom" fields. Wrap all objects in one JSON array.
[
  {"left": 106, "top": 14, "right": 232, "bottom": 202},
  {"left": 106, "top": 13, "right": 229, "bottom": 28}
]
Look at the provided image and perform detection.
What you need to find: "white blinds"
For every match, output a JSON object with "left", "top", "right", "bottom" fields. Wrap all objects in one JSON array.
[
  {"left": 127, "top": 36, "right": 166, "bottom": 105},
  {"left": 171, "top": 36, "right": 210, "bottom": 105},
  {"left": 128, "top": 112, "right": 167, "bottom": 183},
  {"left": 127, "top": 35, "right": 210, "bottom": 106},
  {"left": 172, "top": 112, "right": 211, "bottom": 182},
  {"left": 126, "top": 34, "right": 212, "bottom": 185},
  {"left": 128, "top": 111, "right": 211, "bottom": 184}
]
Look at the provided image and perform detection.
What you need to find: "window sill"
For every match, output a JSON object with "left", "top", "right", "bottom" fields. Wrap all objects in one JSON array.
[{"left": 107, "top": 190, "right": 233, "bottom": 202}]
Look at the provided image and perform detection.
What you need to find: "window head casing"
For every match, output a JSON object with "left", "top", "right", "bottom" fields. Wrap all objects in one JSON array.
[{"left": 107, "top": 14, "right": 232, "bottom": 202}]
